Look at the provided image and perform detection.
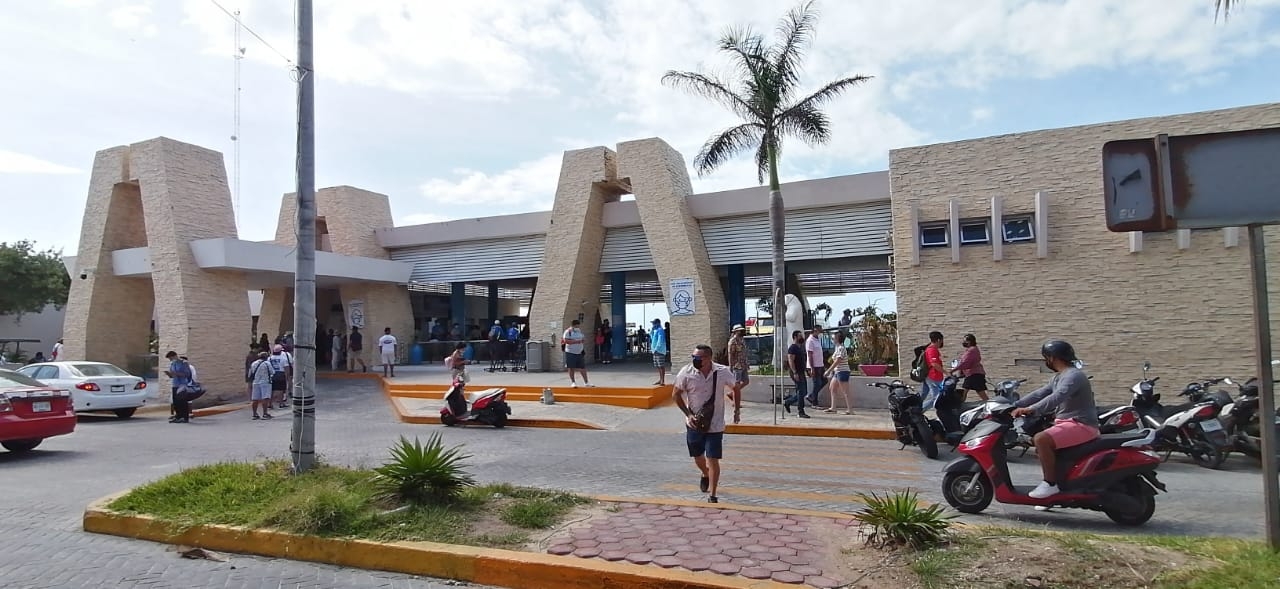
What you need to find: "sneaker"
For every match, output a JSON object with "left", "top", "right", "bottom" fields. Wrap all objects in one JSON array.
[
  {"left": 798, "top": 413, "right": 811, "bottom": 419},
  {"left": 707, "top": 496, "right": 718, "bottom": 504},
  {"left": 1034, "top": 505, "right": 1053, "bottom": 512},
  {"left": 262, "top": 413, "right": 274, "bottom": 420},
  {"left": 252, "top": 414, "right": 260, "bottom": 420},
  {"left": 570, "top": 382, "right": 578, "bottom": 388},
  {"left": 1028, "top": 481, "right": 1059, "bottom": 499},
  {"left": 700, "top": 476, "right": 709, "bottom": 493},
  {"left": 584, "top": 383, "right": 595, "bottom": 388}
]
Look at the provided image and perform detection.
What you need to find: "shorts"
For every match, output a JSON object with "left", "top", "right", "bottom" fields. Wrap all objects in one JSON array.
[
  {"left": 1044, "top": 419, "right": 1100, "bottom": 449},
  {"left": 349, "top": 348, "right": 364, "bottom": 360},
  {"left": 565, "top": 352, "right": 585, "bottom": 369},
  {"left": 250, "top": 382, "right": 272, "bottom": 401},
  {"left": 836, "top": 370, "right": 851, "bottom": 383},
  {"left": 380, "top": 351, "right": 396, "bottom": 366},
  {"left": 963, "top": 374, "right": 988, "bottom": 391},
  {"left": 685, "top": 429, "right": 724, "bottom": 459},
  {"left": 271, "top": 376, "right": 287, "bottom": 392},
  {"left": 733, "top": 368, "right": 750, "bottom": 385},
  {"left": 653, "top": 353, "right": 670, "bottom": 368}
]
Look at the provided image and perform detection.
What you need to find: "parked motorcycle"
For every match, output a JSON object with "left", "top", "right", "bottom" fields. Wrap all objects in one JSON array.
[
  {"left": 1220, "top": 371, "right": 1280, "bottom": 463},
  {"left": 440, "top": 378, "right": 511, "bottom": 428},
  {"left": 1128, "top": 363, "right": 1229, "bottom": 469},
  {"left": 876, "top": 379, "right": 943, "bottom": 459},
  {"left": 942, "top": 404, "right": 1167, "bottom": 526}
]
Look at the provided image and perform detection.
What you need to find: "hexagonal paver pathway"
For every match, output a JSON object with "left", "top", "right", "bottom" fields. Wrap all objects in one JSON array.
[{"left": 544, "top": 502, "right": 857, "bottom": 587}]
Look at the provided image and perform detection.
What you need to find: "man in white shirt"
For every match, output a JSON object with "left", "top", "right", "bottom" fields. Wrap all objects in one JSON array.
[
  {"left": 561, "top": 319, "right": 593, "bottom": 388},
  {"left": 673, "top": 344, "right": 742, "bottom": 504},
  {"left": 378, "top": 327, "right": 398, "bottom": 378},
  {"left": 268, "top": 345, "right": 294, "bottom": 409},
  {"left": 805, "top": 327, "right": 826, "bottom": 406},
  {"left": 51, "top": 338, "right": 64, "bottom": 361}
]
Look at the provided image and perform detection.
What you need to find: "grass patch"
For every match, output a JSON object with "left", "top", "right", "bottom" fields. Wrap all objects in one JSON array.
[
  {"left": 1121, "top": 535, "right": 1280, "bottom": 589},
  {"left": 107, "top": 460, "right": 591, "bottom": 548}
]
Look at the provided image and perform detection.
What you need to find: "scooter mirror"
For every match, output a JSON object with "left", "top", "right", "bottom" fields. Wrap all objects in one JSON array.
[{"left": 1142, "top": 361, "right": 1151, "bottom": 372}]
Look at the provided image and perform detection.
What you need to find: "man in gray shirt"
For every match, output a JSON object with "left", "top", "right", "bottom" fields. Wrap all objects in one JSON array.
[{"left": 1011, "top": 340, "right": 1100, "bottom": 499}]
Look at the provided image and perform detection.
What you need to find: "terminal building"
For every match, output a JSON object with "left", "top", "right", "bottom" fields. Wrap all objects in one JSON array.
[{"left": 59, "top": 102, "right": 1280, "bottom": 402}]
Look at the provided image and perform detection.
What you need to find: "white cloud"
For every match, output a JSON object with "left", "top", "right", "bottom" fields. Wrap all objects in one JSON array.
[
  {"left": 0, "top": 151, "right": 82, "bottom": 175},
  {"left": 970, "top": 107, "right": 995, "bottom": 124},
  {"left": 418, "top": 153, "right": 564, "bottom": 210}
]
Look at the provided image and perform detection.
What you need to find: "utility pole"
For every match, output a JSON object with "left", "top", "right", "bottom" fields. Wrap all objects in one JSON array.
[{"left": 290, "top": 0, "right": 317, "bottom": 474}]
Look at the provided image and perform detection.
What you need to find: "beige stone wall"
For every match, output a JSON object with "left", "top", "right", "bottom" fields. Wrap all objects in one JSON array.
[
  {"left": 618, "top": 138, "right": 729, "bottom": 359},
  {"left": 890, "top": 103, "right": 1280, "bottom": 403},
  {"left": 527, "top": 147, "right": 622, "bottom": 367},
  {"left": 265, "top": 187, "right": 413, "bottom": 357},
  {"left": 63, "top": 138, "right": 252, "bottom": 402}
]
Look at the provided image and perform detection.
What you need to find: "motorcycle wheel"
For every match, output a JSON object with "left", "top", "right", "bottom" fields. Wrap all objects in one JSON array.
[
  {"left": 914, "top": 418, "right": 939, "bottom": 459},
  {"left": 1189, "top": 441, "right": 1228, "bottom": 470},
  {"left": 942, "top": 470, "right": 993, "bottom": 514},
  {"left": 1104, "top": 477, "right": 1156, "bottom": 526},
  {"left": 440, "top": 414, "right": 458, "bottom": 427},
  {"left": 491, "top": 410, "right": 507, "bottom": 429}
]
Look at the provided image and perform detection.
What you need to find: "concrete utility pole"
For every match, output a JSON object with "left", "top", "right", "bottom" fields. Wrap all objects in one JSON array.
[{"left": 290, "top": 0, "right": 317, "bottom": 474}]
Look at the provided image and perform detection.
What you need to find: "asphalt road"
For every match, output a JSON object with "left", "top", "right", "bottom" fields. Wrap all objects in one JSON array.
[{"left": 0, "top": 379, "right": 1272, "bottom": 588}]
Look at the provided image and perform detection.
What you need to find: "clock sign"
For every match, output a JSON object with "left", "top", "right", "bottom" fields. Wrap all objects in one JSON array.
[{"left": 1102, "top": 138, "right": 1169, "bottom": 232}]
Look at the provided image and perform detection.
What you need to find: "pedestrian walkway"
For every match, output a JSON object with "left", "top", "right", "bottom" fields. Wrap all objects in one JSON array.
[{"left": 543, "top": 500, "right": 856, "bottom": 587}]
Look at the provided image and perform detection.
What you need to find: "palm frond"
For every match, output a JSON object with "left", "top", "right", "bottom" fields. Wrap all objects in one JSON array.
[
  {"left": 772, "top": 0, "right": 819, "bottom": 100},
  {"left": 693, "top": 123, "right": 764, "bottom": 178},
  {"left": 777, "top": 102, "right": 831, "bottom": 148},
  {"left": 1215, "top": 0, "right": 1241, "bottom": 22},
  {"left": 785, "top": 75, "right": 873, "bottom": 114},
  {"left": 753, "top": 134, "right": 774, "bottom": 185},
  {"left": 661, "top": 70, "right": 759, "bottom": 121}
]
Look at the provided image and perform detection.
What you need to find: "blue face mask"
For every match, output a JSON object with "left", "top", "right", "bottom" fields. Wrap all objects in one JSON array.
[{"left": 691, "top": 356, "right": 704, "bottom": 369}]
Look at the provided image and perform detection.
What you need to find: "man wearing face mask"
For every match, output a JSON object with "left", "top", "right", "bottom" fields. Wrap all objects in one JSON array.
[
  {"left": 673, "top": 344, "right": 743, "bottom": 504},
  {"left": 1010, "top": 340, "right": 1100, "bottom": 499}
]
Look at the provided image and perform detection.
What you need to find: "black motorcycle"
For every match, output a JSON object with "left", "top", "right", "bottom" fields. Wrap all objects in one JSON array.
[
  {"left": 1220, "top": 373, "right": 1280, "bottom": 463},
  {"left": 876, "top": 379, "right": 943, "bottom": 459}
]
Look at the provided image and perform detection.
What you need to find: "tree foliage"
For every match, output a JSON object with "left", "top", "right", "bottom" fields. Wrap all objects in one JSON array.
[{"left": 0, "top": 240, "right": 71, "bottom": 318}]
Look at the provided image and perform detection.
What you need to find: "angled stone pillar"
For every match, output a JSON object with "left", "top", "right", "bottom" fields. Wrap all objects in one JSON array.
[
  {"left": 64, "top": 138, "right": 251, "bottom": 400},
  {"left": 62, "top": 147, "right": 154, "bottom": 371},
  {"left": 273, "top": 186, "right": 413, "bottom": 359},
  {"left": 528, "top": 147, "right": 626, "bottom": 367},
  {"left": 618, "top": 138, "right": 729, "bottom": 359}
]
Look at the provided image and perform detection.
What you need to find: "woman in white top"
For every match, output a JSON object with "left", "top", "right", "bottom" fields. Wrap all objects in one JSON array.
[{"left": 823, "top": 332, "right": 854, "bottom": 414}]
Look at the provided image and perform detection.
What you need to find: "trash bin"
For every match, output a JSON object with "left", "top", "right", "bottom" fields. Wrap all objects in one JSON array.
[
  {"left": 410, "top": 343, "right": 424, "bottom": 365},
  {"left": 526, "top": 340, "right": 549, "bottom": 372}
]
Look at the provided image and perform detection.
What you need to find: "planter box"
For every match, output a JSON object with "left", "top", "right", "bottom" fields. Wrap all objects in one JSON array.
[{"left": 858, "top": 364, "right": 890, "bottom": 377}]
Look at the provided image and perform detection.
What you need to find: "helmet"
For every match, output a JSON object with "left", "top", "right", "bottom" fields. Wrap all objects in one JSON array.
[{"left": 1040, "top": 340, "right": 1077, "bottom": 363}]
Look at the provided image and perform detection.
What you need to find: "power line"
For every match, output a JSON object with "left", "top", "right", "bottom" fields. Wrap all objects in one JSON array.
[{"left": 208, "top": 0, "right": 294, "bottom": 67}]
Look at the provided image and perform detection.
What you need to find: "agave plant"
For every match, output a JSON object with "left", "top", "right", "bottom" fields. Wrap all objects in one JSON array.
[
  {"left": 854, "top": 489, "right": 955, "bottom": 550},
  {"left": 373, "top": 434, "right": 475, "bottom": 506}
]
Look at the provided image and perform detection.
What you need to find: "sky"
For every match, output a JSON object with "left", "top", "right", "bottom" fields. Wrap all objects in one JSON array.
[{"left": 3, "top": 0, "right": 1279, "bottom": 323}]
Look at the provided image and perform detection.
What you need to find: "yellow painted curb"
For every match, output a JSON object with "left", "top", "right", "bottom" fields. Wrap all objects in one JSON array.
[
  {"left": 136, "top": 401, "right": 250, "bottom": 418},
  {"left": 83, "top": 493, "right": 795, "bottom": 589},
  {"left": 725, "top": 423, "right": 896, "bottom": 440}
]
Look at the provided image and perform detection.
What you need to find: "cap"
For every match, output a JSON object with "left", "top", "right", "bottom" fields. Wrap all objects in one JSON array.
[
  {"left": 494, "top": 320, "right": 501, "bottom": 325},
  {"left": 652, "top": 318, "right": 662, "bottom": 325},
  {"left": 273, "top": 344, "right": 284, "bottom": 353}
]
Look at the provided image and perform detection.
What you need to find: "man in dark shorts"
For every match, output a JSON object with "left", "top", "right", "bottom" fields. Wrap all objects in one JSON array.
[{"left": 673, "top": 344, "right": 742, "bottom": 504}]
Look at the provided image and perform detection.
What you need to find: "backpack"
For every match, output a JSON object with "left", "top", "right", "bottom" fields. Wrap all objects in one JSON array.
[{"left": 909, "top": 345, "right": 929, "bottom": 382}]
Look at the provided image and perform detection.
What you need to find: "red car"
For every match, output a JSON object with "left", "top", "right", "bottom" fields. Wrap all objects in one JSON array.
[{"left": 0, "top": 369, "right": 76, "bottom": 453}]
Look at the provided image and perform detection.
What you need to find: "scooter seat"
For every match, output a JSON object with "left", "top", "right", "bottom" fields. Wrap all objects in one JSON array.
[{"left": 1056, "top": 431, "right": 1148, "bottom": 463}]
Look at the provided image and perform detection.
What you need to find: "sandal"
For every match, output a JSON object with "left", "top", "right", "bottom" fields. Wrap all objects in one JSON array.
[{"left": 823, "top": 408, "right": 835, "bottom": 413}]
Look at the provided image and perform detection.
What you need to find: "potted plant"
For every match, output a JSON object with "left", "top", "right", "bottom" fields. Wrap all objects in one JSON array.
[{"left": 852, "top": 304, "right": 897, "bottom": 377}]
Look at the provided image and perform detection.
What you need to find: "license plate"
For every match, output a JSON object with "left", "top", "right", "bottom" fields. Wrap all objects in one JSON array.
[
  {"left": 1200, "top": 419, "right": 1223, "bottom": 432},
  {"left": 110, "top": 385, "right": 125, "bottom": 392},
  {"left": 32, "top": 401, "right": 51, "bottom": 412}
]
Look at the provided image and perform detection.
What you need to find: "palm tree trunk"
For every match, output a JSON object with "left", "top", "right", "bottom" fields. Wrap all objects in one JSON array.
[{"left": 767, "top": 144, "right": 787, "bottom": 375}]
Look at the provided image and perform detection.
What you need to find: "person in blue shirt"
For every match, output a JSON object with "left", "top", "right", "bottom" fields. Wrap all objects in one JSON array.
[
  {"left": 650, "top": 319, "right": 670, "bottom": 385},
  {"left": 163, "top": 350, "right": 194, "bottom": 424}
]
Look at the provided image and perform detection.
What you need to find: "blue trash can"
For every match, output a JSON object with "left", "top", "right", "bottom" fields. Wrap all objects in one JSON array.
[{"left": 410, "top": 343, "right": 424, "bottom": 365}]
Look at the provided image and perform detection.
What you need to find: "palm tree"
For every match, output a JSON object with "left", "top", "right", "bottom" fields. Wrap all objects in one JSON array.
[
  {"left": 1215, "top": 0, "right": 1240, "bottom": 22},
  {"left": 662, "top": 0, "right": 870, "bottom": 368}
]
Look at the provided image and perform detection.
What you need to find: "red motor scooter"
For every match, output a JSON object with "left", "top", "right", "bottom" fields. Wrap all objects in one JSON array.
[
  {"left": 440, "top": 377, "right": 511, "bottom": 428},
  {"left": 941, "top": 404, "right": 1167, "bottom": 526}
]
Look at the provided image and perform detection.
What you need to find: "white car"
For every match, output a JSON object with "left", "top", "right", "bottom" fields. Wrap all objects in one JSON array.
[{"left": 17, "top": 362, "right": 149, "bottom": 419}]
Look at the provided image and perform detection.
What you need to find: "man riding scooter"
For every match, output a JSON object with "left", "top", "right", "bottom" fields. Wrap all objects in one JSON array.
[{"left": 1010, "top": 340, "right": 1100, "bottom": 499}]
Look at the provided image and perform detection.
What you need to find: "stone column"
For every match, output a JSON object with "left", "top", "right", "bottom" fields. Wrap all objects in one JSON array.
[
  {"left": 617, "top": 138, "right": 729, "bottom": 360},
  {"left": 610, "top": 271, "right": 627, "bottom": 360}
]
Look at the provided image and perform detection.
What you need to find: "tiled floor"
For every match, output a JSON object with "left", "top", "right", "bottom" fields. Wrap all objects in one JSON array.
[{"left": 545, "top": 502, "right": 855, "bottom": 587}]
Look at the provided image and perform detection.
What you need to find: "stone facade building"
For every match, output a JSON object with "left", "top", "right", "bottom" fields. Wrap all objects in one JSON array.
[{"left": 890, "top": 103, "right": 1280, "bottom": 403}]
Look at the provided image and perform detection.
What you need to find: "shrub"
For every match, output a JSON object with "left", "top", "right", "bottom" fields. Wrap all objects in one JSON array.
[
  {"left": 854, "top": 489, "right": 954, "bottom": 550},
  {"left": 373, "top": 434, "right": 475, "bottom": 506}
]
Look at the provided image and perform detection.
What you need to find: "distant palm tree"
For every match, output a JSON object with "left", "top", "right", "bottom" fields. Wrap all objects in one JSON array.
[
  {"left": 662, "top": 0, "right": 870, "bottom": 362},
  {"left": 1215, "top": 0, "right": 1240, "bottom": 22}
]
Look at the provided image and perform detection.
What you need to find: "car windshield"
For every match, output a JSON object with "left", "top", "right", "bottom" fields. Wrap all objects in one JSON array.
[
  {"left": 72, "top": 363, "right": 131, "bottom": 377},
  {"left": 0, "top": 369, "right": 49, "bottom": 389}
]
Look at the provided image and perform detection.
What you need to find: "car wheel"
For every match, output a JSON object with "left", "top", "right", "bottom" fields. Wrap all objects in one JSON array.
[
  {"left": 114, "top": 408, "right": 137, "bottom": 419},
  {"left": 1, "top": 439, "right": 42, "bottom": 453}
]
